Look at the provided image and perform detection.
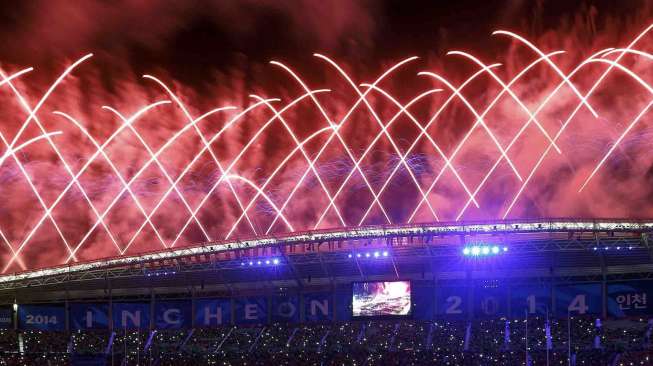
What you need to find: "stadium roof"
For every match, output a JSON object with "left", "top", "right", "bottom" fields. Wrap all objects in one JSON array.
[{"left": 0, "top": 218, "right": 652, "bottom": 303}]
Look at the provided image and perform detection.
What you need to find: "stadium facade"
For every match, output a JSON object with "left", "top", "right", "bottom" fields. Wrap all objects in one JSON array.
[{"left": 0, "top": 218, "right": 652, "bottom": 329}]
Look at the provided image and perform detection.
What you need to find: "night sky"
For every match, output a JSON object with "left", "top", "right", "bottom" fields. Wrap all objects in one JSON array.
[{"left": 0, "top": 1, "right": 648, "bottom": 86}]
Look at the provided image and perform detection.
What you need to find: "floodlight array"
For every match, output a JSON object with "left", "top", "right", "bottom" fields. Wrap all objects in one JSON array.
[
  {"left": 348, "top": 250, "right": 390, "bottom": 259},
  {"left": 240, "top": 258, "right": 281, "bottom": 267},
  {"left": 462, "top": 245, "right": 508, "bottom": 257}
]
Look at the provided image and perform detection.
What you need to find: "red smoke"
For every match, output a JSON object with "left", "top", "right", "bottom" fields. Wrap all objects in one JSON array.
[{"left": 0, "top": 2, "right": 652, "bottom": 272}]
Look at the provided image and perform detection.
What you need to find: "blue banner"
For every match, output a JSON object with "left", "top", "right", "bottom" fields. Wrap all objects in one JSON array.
[
  {"left": 18, "top": 305, "right": 65, "bottom": 331},
  {"left": 71, "top": 303, "right": 109, "bottom": 330},
  {"left": 70, "top": 355, "right": 107, "bottom": 366},
  {"left": 437, "top": 286, "right": 467, "bottom": 317},
  {"left": 154, "top": 301, "right": 191, "bottom": 329},
  {"left": 304, "top": 293, "right": 333, "bottom": 322},
  {"left": 235, "top": 297, "right": 267, "bottom": 325},
  {"left": 271, "top": 296, "right": 299, "bottom": 323},
  {"left": 0, "top": 307, "right": 12, "bottom": 329},
  {"left": 608, "top": 281, "right": 653, "bottom": 317},
  {"left": 335, "top": 289, "right": 351, "bottom": 321},
  {"left": 511, "top": 285, "right": 551, "bottom": 316},
  {"left": 412, "top": 286, "right": 434, "bottom": 320},
  {"left": 555, "top": 283, "right": 602, "bottom": 316},
  {"left": 474, "top": 285, "right": 507, "bottom": 317},
  {"left": 112, "top": 303, "right": 150, "bottom": 329},
  {"left": 195, "top": 298, "right": 231, "bottom": 327}
]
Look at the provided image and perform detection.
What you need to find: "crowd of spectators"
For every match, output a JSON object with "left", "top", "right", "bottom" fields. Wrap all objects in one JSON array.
[
  {"left": 0, "top": 317, "right": 651, "bottom": 365},
  {"left": 70, "top": 330, "right": 109, "bottom": 355}
]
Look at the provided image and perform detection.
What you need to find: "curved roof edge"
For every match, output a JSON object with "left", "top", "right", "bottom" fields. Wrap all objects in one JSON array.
[{"left": 2, "top": 218, "right": 652, "bottom": 284}]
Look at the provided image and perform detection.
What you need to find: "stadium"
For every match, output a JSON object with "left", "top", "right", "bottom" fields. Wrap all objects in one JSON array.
[
  {"left": 1, "top": 1, "right": 653, "bottom": 365},
  {"left": 1, "top": 219, "right": 653, "bottom": 365}
]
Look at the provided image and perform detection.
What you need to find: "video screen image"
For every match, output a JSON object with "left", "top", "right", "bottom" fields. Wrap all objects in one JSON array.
[{"left": 352, "top": 281, "right": 411, "bottom": 317}]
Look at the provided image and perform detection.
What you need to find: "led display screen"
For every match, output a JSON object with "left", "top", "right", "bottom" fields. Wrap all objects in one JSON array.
[{"left": 352, "top": 281, "right": 411, "bottom": 317}]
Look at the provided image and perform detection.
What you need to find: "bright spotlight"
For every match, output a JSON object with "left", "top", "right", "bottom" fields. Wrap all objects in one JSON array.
[
  {"left": 464, "top": 245, "right": 507, "bottom": 258},
  {"left": 356, "top": 253, "right": 362, "bottom": 258},
  {"left": 265, "top": 260, "right": 270, "bottom": 265},
  {"left": 373, "top": 251, "right": 380, "bottom": 258},
  {"left": 272, "top": 258, "right": 279, "bottom": 265},
  {"left": 348, "top": 254, "right": 352, "bottom": 258},
  {"left": 365, "top": 253, "right": 371, "bottom": 258},
  {"left": 382, "top": 251, "right": 388, "bottom": 257}
]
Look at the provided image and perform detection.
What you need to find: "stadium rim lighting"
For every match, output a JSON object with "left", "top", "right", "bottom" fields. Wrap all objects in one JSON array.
[{"left": 2, "top": 219, "right": 652, "bottom": 284}]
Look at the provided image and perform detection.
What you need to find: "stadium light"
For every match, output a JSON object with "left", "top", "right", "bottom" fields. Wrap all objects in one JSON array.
[
  {"left": 242, "top": 258, "right": 281, "bottom": 267},
  {"left": 349, "top": 251, "right": 390, "bottom": 259},
  {"left": 463, "top": 245, "right": 508, "bottom": 258}
]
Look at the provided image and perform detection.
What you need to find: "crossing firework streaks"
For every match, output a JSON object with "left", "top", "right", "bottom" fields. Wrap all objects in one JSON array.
[{"left": 1, "top": 24, "right": 653, "bottom": 273}]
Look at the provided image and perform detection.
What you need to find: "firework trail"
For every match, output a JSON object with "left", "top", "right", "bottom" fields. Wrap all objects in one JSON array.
[{"left": 1, "top": 24, "right": 653, "bottom": 272}]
